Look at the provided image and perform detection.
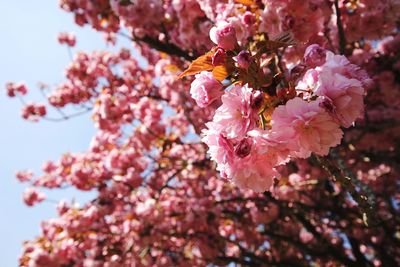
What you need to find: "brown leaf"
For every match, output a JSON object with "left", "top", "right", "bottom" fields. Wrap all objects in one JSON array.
[
  {"left": 234, "top": 0, "right": 256, "bottom": 6},
  {"left": 262, "top": 40, "right": 287, "bottom": 51},
  {"left": 178, "top": 50, "right": 215, "bottom": 79},
  {"left": 212, "top": 65, "right": 230, "bottom": 81},
  {"left": 164, "top": 64, "right": 180, "bottom": 73},
  {"left": 272, "top": 31, "right": 296, "bottom": 45},
  {"left": 258, "top": 31, "right": 296, "bottom": 52}
]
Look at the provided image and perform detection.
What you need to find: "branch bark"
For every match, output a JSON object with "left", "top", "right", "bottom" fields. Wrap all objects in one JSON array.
[
  {"left": 119, "top": 31, "right": 196, "bottom": 61},
  {"left": 334, "top": 0, "right": 347, "bottom": 55},
  {"left": 313, "top": 154, "right": 377, "bottom": 226}
]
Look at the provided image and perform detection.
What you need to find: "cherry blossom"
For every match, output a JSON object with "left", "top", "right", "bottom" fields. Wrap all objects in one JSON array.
[
  {"left": 5, "top": 1, "right": 399, "bottom": 266},
  {"left": 271, "top": 98, "right": 343, "bottom": 158}
]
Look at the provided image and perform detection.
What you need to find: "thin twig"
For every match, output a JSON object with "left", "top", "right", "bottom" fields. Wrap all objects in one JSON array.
[{"left": 42, "top": 108, "right": 92, "bottom": 122}]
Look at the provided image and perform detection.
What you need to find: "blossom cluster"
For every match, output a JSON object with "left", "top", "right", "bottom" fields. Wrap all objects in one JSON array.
[
  {"left": 6, "top": 1, "right": 400, "bottom": 266},
  {"left": 21, "top": 103, "right": 47, "bottom": 122},
  {"left": 57, "top": 32, "right": 76, "bottom": 47},
  {"left": 193, "top": 23, "right": 368, "bottom": 192},
  {"left": 6, "top": 82, "right": 28, "bottom": 97}
]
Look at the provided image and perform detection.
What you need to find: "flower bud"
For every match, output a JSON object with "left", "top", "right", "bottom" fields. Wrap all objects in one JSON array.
[
  {"left": 304, "top": 44, "right": 327, "bottom": 67},
  {"left": 210, "top": 21, "right": 237, "bottom": 51},
  {"left": 234, "top": 138, "right": 252, "bottom": 158},
  {"left": 234, "top": 50, "right": 252, "bottom": 70},
  {"left": 212, "top": 48, "right": 227, "bottom": 66}
]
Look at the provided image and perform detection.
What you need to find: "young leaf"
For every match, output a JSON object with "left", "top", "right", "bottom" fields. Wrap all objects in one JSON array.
[
  {"left": 234, "top": 0, "right": 256, "bottom": 6},
  {"left": 178, "top": 50, "right": 215, "bottom": 79},
  {"left": 272, "top": 31, "right": 296, "bottom": 45},
  {"left": 258, "top": 31, "right": 296, "bottom": 52},
  {"left": 212, "top": 66, "right": 230, "bottom": 81}
]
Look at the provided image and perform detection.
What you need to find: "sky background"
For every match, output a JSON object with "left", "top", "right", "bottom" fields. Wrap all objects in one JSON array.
[{"left": 0, "top": 1, "right": 128, "bottom": 265}]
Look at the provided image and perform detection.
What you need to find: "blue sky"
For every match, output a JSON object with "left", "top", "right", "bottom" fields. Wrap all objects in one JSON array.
[{"left": 0, "top": 1, "right": 126, "bottom": 265}]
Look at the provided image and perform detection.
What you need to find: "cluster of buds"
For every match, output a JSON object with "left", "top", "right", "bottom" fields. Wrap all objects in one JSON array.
[
  {"left": 21, "top": 103, "right": 47, "bottom": 122},
  {"left": 57, "top": 32, "right": 76, "bottom": 47},
  {"left": 6, "top": 82, "right": 28, "bottom": 97}
]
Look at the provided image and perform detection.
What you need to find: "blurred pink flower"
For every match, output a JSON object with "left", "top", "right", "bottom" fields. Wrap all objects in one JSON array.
[{"left": 23, "top": 188, "right": 46, "bottom": 207}]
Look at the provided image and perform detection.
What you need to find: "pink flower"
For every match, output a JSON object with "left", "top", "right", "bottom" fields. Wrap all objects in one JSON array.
[
  {"left": 271, "top": 98, "right": 343, "bottom": 158},
  {"left": 300, "top": 228, "right": 314, "bottom": 243},
  {"left": 297, "top": 48, "right": 369, "bottom": 128},
  {"left": 21, "top": 103, "right": 47, "bottom": 122},
  {"left": 6, "top": 82, "right": 28, "bottom": 97},
  {"left": 203, "top": 126, "right": 285, "bottom": 192},
  {"left": 296, "top": 69, "right": 319, "bottom": 97},
  {"left": 323, "top": 51, "right": 372, "bottom": 88},
  {"left": 23, "top": 187, "right": 46, "bottom": 207},
  {"left": 229, "top": 129, "right": 282, "bottom": 192},
  {"left": 213, "top": 84, "right": 259, "bottom": 139},
  {"left": 57, "top": 200, "right": 70, "bottom": 215},
  {"left": 231, "top": 156, "right": 279, "bottom": 192},
  {"left": 190, "top": 71, "right": 223, "bottom": 108},
  {"left": 244, "top": 129, "right": 291, "bottom": 166},
  {"left": 16, "top": 170, "right": 33, "bottom": 183},
  {"left": 209, "top": 21, "right": 237, "bottom": 51},
  {"left": 57, "top": 32, "right": 76, "bottom": 47},
  {"left": 315, "top": 72, "right": 364, "bottom": 128}
]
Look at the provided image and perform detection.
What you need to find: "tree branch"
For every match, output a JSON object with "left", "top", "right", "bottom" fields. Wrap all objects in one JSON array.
[
  {"left": 313, "top": 154, "right": 377, "bottom": 226},
  {"left": 334, "top": 0, "right": 347, "bottom": 55},
  {"left": 119, "top": 32, "right": 196, "bottom": 61},
  {"left": 263, "top": 192, "right": 360, "bottom": 267}
]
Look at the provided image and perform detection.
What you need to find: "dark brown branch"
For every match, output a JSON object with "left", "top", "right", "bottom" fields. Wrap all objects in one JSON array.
[
  {"left": 119, "top": 32, "right": 196, "bottom": 61},
  {"left": 348, "top": 237, "right": 371, "bottom": 267},
  {"left": 313, "top": 154, "right": 377, "bottom": 226},
  {"left": 263, "top": 192, "right": 360, "bottom": 266},
  {"left": 334, "top": 0, "right": 347, "bottom": 55},
  {"left": 137, "top": 35, "right": 196, "bottom": 61},
  {"left": 216, "top": 256, "right": 261, "bottom": 267},
  {"left": 294, "top": 211, "right": 362, "bottom": 267}
]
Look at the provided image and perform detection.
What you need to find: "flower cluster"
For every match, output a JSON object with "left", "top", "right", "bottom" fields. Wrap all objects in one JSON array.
[
  {"left": 6, "top": 82, "right": 28, "bottom": 97},
  {"left": 6, "top": 1, "right": 400, "bottom": 266},
  {"left": 21, "top": 103, "right": 47, "bottom": 122},
  {"left": 57, "top": 32, "right": 76, "bottom": 47},
  {"left": 195, "top": 24, "right": 368, "bottom": 192},
  {"left": 23, "top": 188, "right": 46, "bottom": 207}
]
